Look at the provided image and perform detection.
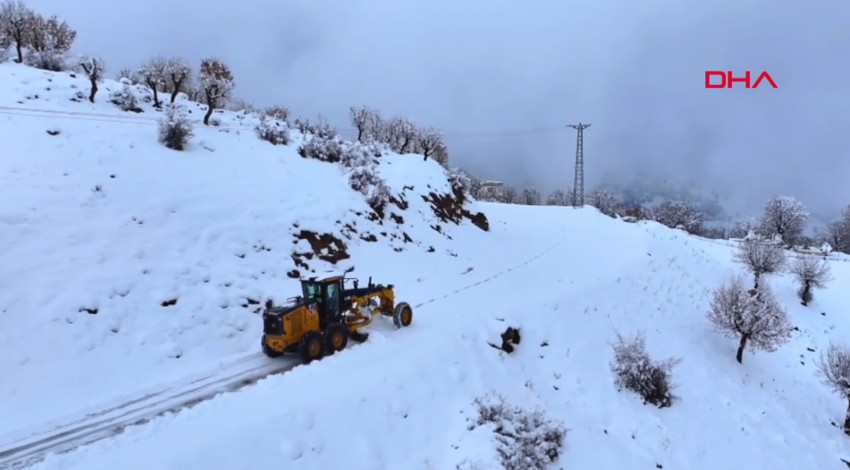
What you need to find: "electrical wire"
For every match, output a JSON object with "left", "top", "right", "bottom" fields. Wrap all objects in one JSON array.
[{"left": 0, "top": 105, "right": 568, "bottom": 138}]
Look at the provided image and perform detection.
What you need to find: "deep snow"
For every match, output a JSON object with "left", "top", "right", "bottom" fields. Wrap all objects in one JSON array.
[{"left": 3, "top": 62, "right": 850, "bottom": 469}]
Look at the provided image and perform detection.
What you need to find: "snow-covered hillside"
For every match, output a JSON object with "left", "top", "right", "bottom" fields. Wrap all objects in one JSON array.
[
  {"left": 3, "top": 62, "right": 850, "bottom": 470},
  {"left": 0, "top": 62, "right": 490, "bottom": 428}
]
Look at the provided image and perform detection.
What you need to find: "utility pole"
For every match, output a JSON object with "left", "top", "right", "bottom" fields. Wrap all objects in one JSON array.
[{"left": 567, "top": 122, "right": 590, "bottom": 206}]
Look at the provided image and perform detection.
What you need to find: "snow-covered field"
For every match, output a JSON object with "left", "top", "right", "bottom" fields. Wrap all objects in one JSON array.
[{"left": 3, "top": 62, "right": 850, "bottom": 469}]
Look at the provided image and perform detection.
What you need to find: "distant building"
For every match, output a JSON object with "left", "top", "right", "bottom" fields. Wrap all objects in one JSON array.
[{"left": 478, "top": 181, "right": 504, "bottom": 201}]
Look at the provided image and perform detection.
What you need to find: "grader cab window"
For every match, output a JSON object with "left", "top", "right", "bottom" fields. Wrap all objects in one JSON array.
[{"left": 302, "top": 282, "right": 321, "bottom": 300}]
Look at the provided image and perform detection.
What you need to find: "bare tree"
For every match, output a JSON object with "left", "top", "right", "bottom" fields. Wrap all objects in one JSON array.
[
  {"left": 521, "top": 188, "right": 541, "bottom": 205},
  {"left": 27, "top": 13, "right": 75, "bottom": 71},
  {"left": 137, "top": 57, "right": 167, "bottom": 108},
  {"left": 546, "top": 189, "right": 568, "bottom": 206},
  {"left": 198, "top": 58, "right": 234, "bottom": 125},
  {"left": 0, "top": 0, "right": 33, "bottom": 63},
  {"left": 587, "top": 187, "right": 623, "bottom": 217},
  {"left": 77, "top": 55, "right": 104, "bottom": 103},
  {"left": 164, "top": 57, "right": 191, "bottom": 103},
  {"left": 707, "top": 276, "right": 793, "bottom": 364},
  {"left": 651, "top": 200, "right": 704, "bottom": 235},
  {"left": 502, "top": 185, "right": 519, "bottom": 204},
  {"left": 758, "top": 195, "right": 809, "bottom": 246},
  {"left": 789, "top": 256, "right": 832, "bottom": 306},
  {"left": 733, "top": 236, "right": 786, "bottom": 288},
  {"left": 822, "top": 205, "right": 850, "bottom": 254},
  {"left": 817, "top": 342, "right": 850, "bottom": 436}
]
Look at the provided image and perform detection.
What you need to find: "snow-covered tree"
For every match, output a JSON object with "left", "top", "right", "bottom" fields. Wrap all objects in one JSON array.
[
  {"left": 587, "top": 187, "right": 623, "bottom": 217},
  {"left": 610, "top": 330, "right": 681, "bottom": 408},
  {"left": 733, "top": 236, "right": 786, "bottom": 288},
  {"left": 137, "top": 57, "right": 167, "bottom": 107},
  {"left": 502, "top": 185, "right": 519, "bottom": 204},
  {"left": 198, "top": 58, "right": 234, "bottom": 125},
  {"left": 157, "top": 103, "right": 193, "bottom": 151},
  {"left": 651, "top": 200, "right": 704, "bottom": 235},
  {"left": 164, "top": 57, "right": 191, "bottom": 103},
  {"left": 26, "top": 13, "right": 75, "bottom": 71},
  {"left": 77, "top": 55, "right": 104, "bottom": 103},
  {"left": 758, "top": 195, "right": 809, "bottom": 246},
  {"left": 417, "top": 128, "right": 443, "bottom": 163},
  {"left": 546, "top": 189, "right": 568, "bottom": 206},
  {"left": 0, "top": 0, "right": 34, "bottom": 63},
  {"left": 384, "top": 116, "right": 417, "bottom": 154},
  {"left": 789, "top": 256, "right": 831, "bottom": 306},
  {"left": 822, "top": 205, "right": 850, "bottom": 254},
  {"left": 817, "top": 342, "right": 850, "bottom": 436},
  {"left": 521, "top": 188, "right": 541, "bottom": 205},
  {"left": 349, "top": 105, "right": 383, "bottom": 142},
  {"left": 707, "top": 276, "right": 793, "bottom": 364}
]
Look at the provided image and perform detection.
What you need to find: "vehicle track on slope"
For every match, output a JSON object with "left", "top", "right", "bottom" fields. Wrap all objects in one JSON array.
[
  {"left": 0, "top": 354, "right": 298, "bottom": 469},
  {"left": 0, "top": 231, "right": 570, "bottom": 468}
]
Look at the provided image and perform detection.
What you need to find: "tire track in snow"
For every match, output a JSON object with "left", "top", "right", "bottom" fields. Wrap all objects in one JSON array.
[
  {"left": 0, "top": 354, "right": 298, "bottom": 469},
  {"left": 413, "top": 232, "right": 569, "bottom": 309},
  {"left": 0, "top": 230, "right": 569, "bottom": 468}
]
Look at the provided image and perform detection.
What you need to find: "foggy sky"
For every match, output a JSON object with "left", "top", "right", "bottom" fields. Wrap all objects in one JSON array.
[{"left": 26, "top": 0, "right": 850, "bottom": 222}]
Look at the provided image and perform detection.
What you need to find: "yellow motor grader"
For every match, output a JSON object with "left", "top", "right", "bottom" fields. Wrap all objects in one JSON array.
[{"left": 260, "top": 275, "right": 413, "bottom": 362}]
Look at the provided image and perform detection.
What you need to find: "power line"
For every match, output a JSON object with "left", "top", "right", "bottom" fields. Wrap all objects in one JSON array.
[{"left": 0, "top": 105, "right": 569, "bottom": 139}]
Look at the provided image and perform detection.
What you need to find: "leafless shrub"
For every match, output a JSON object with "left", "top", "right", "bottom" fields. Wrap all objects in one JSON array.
[
  {"left": 789, "top": 256, "right": 832, "bottom": 306},
  {"left": 157, "top": 103, "right": 193, "bottom": 151},
  {"left": 610, "top": 330, "right": 681, "bottom": 408}
]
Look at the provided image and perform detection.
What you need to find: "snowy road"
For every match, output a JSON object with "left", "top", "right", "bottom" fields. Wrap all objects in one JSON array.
[{"left": 0, "top": 353, "right": 297, "bottom": 469}]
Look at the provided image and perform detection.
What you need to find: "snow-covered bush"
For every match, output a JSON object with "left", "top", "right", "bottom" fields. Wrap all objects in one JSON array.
[
  {"left": 254, "top": 116, "right": 290, "bottom": 145},
  {"left": 610, "top": 330, "right": 681, "bottom": 408},
  {"left": 157, "top": 103, "right": 193, "bottom": 151},
  {"left": 733, "top": 235, "right": 786, "bottom": 288},
  {"left": 348, "top": 166, "right": 391, "bottom": 212},
  {"left": 293, "top": 117, "right": 336, "bottom": 139},
  {"left": 817, "top": 342, "right": 850, "bottom": 436},
  {"left": 466, "top": 393, "right": 566, "bottom": 470},
  {"left": 789, "top": 256, "right": 832, "bottom": 306},
  {"left": 298, "top": 135, "right": 344, "bottom": 163},
  {"left": 707, "top": 276, "right": 793, "bottom": 364},
  {"left": 109, "top": 79, "right": 142, "bottom": 112}
]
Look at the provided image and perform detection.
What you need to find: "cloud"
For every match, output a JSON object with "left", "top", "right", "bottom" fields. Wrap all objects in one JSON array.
[{"left": 24, "top": 0, "right": 850, "bottom": 220}]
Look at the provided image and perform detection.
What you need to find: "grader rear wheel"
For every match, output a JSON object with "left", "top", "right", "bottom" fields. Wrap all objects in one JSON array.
[
  {"left": 325, "top": 323, "right": 349, "bottom": 354},
  {"left": 393, "top": 302, "right": 413, "bottom": 328},
  {"left": 298, "top": 331, "right": 325, "bottom": 362}
]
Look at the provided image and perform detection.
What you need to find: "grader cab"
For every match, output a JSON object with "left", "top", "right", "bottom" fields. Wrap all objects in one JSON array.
[{"left": 261, "top": 275, "right": 413, "bottom": 362}]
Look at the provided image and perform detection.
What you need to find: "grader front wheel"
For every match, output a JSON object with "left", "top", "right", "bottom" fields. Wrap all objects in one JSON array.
[
  {"left": 298, "top": 331, "right": 325, "bottom": 363},
  {"left": 393, "top": 302, "right": 413, "bottom": 328}
]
